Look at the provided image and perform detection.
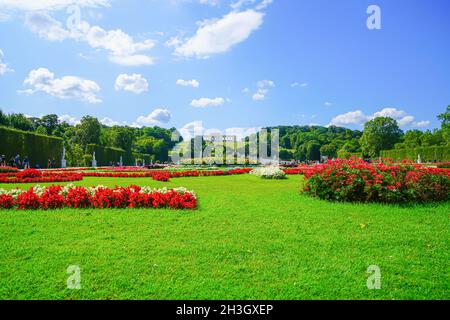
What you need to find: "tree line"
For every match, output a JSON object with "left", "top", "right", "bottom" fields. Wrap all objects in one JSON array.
[
  {"left": 268, "top": 106, "right": 449, "bottom": 161},
  {"left": 0, "top": 111, "right": 180, "bottom": 166}
]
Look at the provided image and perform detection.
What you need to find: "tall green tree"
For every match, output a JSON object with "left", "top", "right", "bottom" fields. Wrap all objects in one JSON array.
[
  {"left": 75, "top": 116, "right": 101, "bottom": 147},
  {"left": 438, "top": 106, "right": 450, "bottom": 144},
  {"left": 8, "top": 113, "right": 35, "bottom": 131},
  {"left": 360, "top": 117, "right": 403, "bottom": 158},
  {"left": 39, "top": 114, "right": 59, "bottom": 135}
]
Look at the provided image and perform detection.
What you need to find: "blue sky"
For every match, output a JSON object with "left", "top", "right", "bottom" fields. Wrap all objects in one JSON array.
[{"left": 0, "top": 0, "right": 449, "bottom": 138}]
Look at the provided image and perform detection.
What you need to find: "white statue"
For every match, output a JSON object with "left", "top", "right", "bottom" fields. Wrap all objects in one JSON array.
[
  {"left": 417, "top": 154, "right": 422, "bottom": 164},
  {"left": 119, "top": 156, "right": 123, "bottom": 167},
  {"left": 92, "top": 151, "right": 97, "bottom": 168},
  {"left": 61, "top": 147, "right": 67, "bottom": 168}
]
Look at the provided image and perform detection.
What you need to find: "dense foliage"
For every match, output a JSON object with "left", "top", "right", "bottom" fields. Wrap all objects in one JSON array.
[
  {"left": 303, "top": 159, "right": 450, "bottom": 203},
  {"left": 0, "top": 110, "right": 179, "bottom": 166},
  {"left": 0, "top": 126, "right": 63, "bottom": 167},
  {"left": 264, "top": 125, "right": 363, "bottom": 161}
]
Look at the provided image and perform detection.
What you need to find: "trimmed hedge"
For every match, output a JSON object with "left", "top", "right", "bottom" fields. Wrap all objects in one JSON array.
[
  {"left": 0, "top": 126, "right": 63, "bottom": 168},
  {"left": 86, "top": 144, "right": 128, "bottom": 167},
  {"left": 132, "top": 152, "right": 155, "bottom": 165},
  {"left": 380, "top": 146, "right": 450, "bottom": 163}
]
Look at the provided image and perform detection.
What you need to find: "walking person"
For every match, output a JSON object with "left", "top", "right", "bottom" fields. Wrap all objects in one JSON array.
[
  {"left": 51, "top": 158, "right": 56, "bottom": 168},
  {"left": 14, "top": 154, "right": 21, "bottom": 168},
  {"left": 48, "top": 158, "right": 52, "bottom": 169},
  {"left": 23, "top": 156, "right": 30, "bottom": 169}
]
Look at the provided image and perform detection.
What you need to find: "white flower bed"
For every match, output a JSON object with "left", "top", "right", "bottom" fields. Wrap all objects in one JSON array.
[{"left": 250, "top": 167, "right": 286, "bottom": 180}]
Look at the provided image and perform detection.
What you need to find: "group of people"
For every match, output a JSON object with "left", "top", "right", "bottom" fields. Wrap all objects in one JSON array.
[
  {"left": 0, "top": 155, "right": 57, "bottom": 169},
  {"left": 1, "top": 154, "right": 30, "bottom": 169}
]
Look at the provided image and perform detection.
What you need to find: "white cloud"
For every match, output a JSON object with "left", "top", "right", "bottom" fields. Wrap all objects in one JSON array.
[
  {"left": 136, "top": 109, "right": 172, "bottom": 125},
  {"left": 24, "top": 11, "right": 156, "bottom": 66},
  {"left": 165, "top": 35, "right": 183, "bottom": 48},
  {"left": 25, "top": 11, "right": 72, "bottom": 41},
  {"left": 176, "top": 79, "right": 200, "bottom": 88},
  {"left": 58, "top": 114, "right": 79, "bottom": 125},
  {"left": 86, "top": 25, "right": 156, "bottom": 66},
  {"left": 255, "top": 0, "right": 272, "bottom": 10},
  {"left": 0, "top": 49, "right": 13, "bottom": 75},
  {"left": 190, "top": 97, "right": 225, "bottom": 108},
  {"left": 115, "top": 74, "right": 149, "bottom": 94},
  {"left": 0, "top": 0, "right": 110, "bottom": 11},
  {"left": 252, "top": 79, "right": 274, "bottom": 101},
  {"left": 324, "top": 102, "right": 333, "bottom": 107},
  {"left": 199, "top": 0, "right": 220, "bottom": 6},
  {"left": 174, "top": 10, "right": 264, "bottom": 58},
  {"left": 329, "top": 107, "right": 430, "bottom": 129},
  {"left": 329, "top": 110, "right": 370, "bottom": 127},
  {"left": 20, "top": 67, "right": 101, "bottom": 103},
  {"left": 100, "top": 117, "right": 120, "bottom": 127},
  {"left": 231, "top": 0, "right": 272, "bottom": 10},
  {"left": 412, "top": 120, "right": 430, "bottom": 128},
  {"left": 178, "top": 121, "right": 204, "bottom": 140},
  {"left": 291, "top": 82, "right": 308, "bottom": 88}
]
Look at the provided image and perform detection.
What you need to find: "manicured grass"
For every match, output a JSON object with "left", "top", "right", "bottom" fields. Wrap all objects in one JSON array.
[{"left": 0, "top": 175, "right": 449, "bottom": 300}]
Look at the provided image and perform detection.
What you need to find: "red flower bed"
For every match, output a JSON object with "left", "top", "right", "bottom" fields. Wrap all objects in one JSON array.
[
  {"left": 80, "top": 168, "right": 254, "bottom": 181},
  {"left": 303, "top": 159, "right": 450, "bottom": 203},
  {"left": 0, "top": 169, "right": 83, "bottom": 184},
  {"left": 0, "top": 166, "right": 19, "bottom": 173},
  {"left": 0, "top": 185, "right": 197, "bottom": 210}
]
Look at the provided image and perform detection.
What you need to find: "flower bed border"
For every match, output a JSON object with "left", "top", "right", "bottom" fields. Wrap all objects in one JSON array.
[{"left": 0, "top": 185, "right": 197, "bottom": 210}]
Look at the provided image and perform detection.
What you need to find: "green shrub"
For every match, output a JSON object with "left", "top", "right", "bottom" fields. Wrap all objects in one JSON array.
[
  {"left": 0, "top": 126, "right": 63, "bottom": 168},
  {"left": 380, "top": 146, "right": 450, "bottom": 163}
]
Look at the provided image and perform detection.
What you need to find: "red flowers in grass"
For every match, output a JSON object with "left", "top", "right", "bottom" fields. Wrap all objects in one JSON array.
[
  {"left": 16, "top": 189, "right": 40, "bottom": 210},
  {"left": 0, "top": 169, "right": 83, "bottom": 184},
  {"left": 65, "top": 186, "right": 92, "bottom": 208},
  {"left": 0, "top": 166, "right": 19, "bottom": 173},
  {"left": 0, "top": 194, "right": 14, "bottom": 209},
  {"left": 0, "top": 185, "right": 197, "bottom": 210},
  {"left": 152, "top": 171, "right": 171, "bottom": 182},
  {"left": 16, "top": 169, "right": 42, "bottom": 179},
  {"left": 303, "top": 158, "right": 450, "bottom": 203}
]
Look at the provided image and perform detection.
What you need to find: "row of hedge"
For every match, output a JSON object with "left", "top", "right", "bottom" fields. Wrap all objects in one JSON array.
[
  {"left": 0, "top": 126, "right": 63, "bottom": 167},
  {"left": 380, "top": 146, "right": 450, "bottom": 163},
  {"left": 85, "top": 145, "right": 154, "bottom": 166}
]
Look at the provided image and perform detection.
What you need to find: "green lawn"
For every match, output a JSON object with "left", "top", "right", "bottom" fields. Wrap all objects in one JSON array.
[{"left": 0, "top": 175, "right": 449, "bottom": 300}]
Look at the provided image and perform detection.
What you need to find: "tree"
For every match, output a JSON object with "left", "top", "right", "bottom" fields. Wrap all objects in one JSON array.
[
  {"left": 320, "top": 144, "right": 337, "bottom": 159},
  {"left": 402, "top": 130, "right": 424, "bottom": 148},
  {"left": 8, "top": 113, "right": 35, "bottom": 131},
  {"left": 438, "top": 106, "right": 450, "bottom": 144},
  {"left": 306, "top": 141, "right": 321, "bottom": 161},
  {"left": 39, "top": 114, "right": 59, "bottom": 135},
  {"left": 0, "top": 109, "right": 9, "bottom": 126},
  {"left": 35, "top": 125, "right": 48, "bottom": 135},
  {"left": 75, "top": 116, "right": 101, "bottom": 147},
  {"left": 110, "top": 126, "right": 134, "bottom": 151},
  {"left": 438, "top": 106, "right": 450, "bottom": 129},
  {"left": 153, "top": 139, "right": 169, "bottom": 162},
  {"left": 360, "top": 117, "right": 403, "bottom": 158}
]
